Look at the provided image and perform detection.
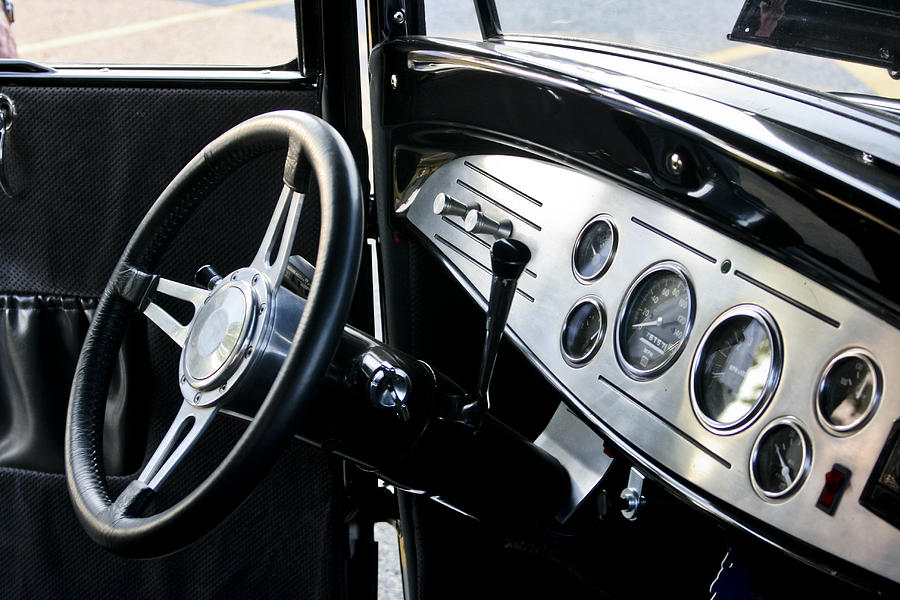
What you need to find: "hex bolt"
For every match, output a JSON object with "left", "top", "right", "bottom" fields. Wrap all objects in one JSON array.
[
  {"left": 220, "top": 384, "right": 227, "bottom": 393},
  {"left": 194, "top": 393, "right": 201, "bottom": 403},
  {"left": 181, "top": 376, "right": 187, "bottom": 384},
  {"left": 862, "top": 152, "right": 875, "bottom": 165},
  {"left": 666, "top": 152, "right": 684, "bottom": 176},
  {"left": 392, "top": 9, "right": 406, "bottom": 25}
]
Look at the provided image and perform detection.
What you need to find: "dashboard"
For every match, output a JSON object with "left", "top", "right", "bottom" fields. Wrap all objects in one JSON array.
[{"left": 397, "top": 154, "right": 900, "bottom": 585}]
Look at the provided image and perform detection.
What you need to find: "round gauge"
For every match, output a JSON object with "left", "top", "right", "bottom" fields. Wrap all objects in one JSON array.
[
  {"left": 616, "top": 262, "right": 694, "bottom": 379},
  {"left": 572, "top": 216, "right": 617, "bottom": 282},
  {"left": 692, "top": 306, "right": 782, "bottom": 433},
  {"left": 561, "top": 297, "right": 605, "bottom": 366},
  {"left": 751, "top": 418, "right": 811, "bottom": 499},
  {"left": 817, "top": 349, "right": 881, "bottom": 434}
]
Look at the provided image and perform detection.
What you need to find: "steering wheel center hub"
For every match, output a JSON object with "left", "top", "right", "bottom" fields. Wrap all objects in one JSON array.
[{"left": 183, "top": 279, "right": 257, "bottom": 391}]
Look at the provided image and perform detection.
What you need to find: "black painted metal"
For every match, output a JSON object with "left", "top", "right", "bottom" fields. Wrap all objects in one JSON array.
[
  {"left": 472, "top": 0, "right": 502, "bottom": 39},
  {"left": 373, "top": 37, "right": 900, "bottom": 328}
]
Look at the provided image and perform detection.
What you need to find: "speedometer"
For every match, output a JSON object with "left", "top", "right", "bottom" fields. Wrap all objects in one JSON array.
[{"left": 616, "top": 262, "right": 694, "bottom": 379}]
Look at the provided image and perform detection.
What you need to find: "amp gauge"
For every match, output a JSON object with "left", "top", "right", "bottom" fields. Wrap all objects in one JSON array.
[
  {"left": 751, "top": 418, "right": 811, "bottom": 500},
  {"left": 817, "top": 349, "right": 881, "bottom": 434}
]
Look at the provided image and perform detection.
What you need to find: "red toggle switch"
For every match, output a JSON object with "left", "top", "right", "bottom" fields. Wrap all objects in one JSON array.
[{"left": 816, "top": 464, "right": 851, "bottom": 515}]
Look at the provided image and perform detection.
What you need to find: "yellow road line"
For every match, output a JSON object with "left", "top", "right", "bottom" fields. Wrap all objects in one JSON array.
[
  {"left": 698, "top": 44, "right": 773, "bottom": 65},
  {"left": 19, "top": 0, "right": 291, "bottom": 54},
  {"left": 837, "top": 61, "right": 900, "bottom": 98}
]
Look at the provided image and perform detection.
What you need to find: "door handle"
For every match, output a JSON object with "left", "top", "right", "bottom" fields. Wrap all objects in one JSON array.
[{"left": 0, "top": 92, "right": 15, "bottom": 198}]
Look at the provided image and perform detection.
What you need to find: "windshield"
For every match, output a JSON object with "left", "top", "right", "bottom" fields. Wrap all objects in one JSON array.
[{"left": 490, "top": 0, "right": 900, "bottom": 100}]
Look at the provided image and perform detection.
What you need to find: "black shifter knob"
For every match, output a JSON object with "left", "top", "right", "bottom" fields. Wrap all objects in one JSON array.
[
  {"left": 490, "top": 238, "right": 531, "bottom": 280},
  {"left": 461, "top": 238, "right": 532, "bottom": 426}
]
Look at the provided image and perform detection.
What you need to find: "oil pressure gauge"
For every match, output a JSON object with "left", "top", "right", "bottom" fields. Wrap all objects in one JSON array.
[{"left": 751, "top": 418, "right": 811, "bottom": 500}]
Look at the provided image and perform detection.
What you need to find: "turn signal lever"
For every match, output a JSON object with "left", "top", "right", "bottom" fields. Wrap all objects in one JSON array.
[{"left": 458, "top": 238, "right": 531, "bottom": 426}]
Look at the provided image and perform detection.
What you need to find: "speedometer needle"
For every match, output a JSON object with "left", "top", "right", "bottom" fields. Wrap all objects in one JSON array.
[{"left": 631, "top": 317, "right": 662, "bottom": 329}]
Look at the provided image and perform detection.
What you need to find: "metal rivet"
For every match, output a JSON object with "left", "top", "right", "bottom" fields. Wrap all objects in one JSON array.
[
  {"left": 862, "top": 152, "right": 875, "bottom": 165},
  {"left": 245, "top": 346, "right": 253, "bottom": 358},
  {"left": 258, "top": 303, "right": 266, "bottom": 314},
  {"left": 666, "top": 153, "right": 684, "bottom": 176},
  {"left": 251, "top": 274, "right": 259, "bottom": 285},
  {"left": 392, "top": 9, "right": 406, "bottom": 25},
  {"left": 390, "top": 74, "right": 398, "bottom": 90},
  {"left": 880, "top": 47, "right": 892, "bottom": 60}
]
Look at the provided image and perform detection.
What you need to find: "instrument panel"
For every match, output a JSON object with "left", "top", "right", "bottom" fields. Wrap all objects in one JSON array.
[{"left": 397, "top": 154, "right": 900, "bottom": 584}]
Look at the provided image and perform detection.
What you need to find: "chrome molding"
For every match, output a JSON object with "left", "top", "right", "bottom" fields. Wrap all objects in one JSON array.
[{"left": 400, "top": 154, "right": 900, "bottom": 584}]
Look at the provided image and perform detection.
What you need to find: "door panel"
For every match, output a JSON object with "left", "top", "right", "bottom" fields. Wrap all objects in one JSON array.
[{"left": 0, "top": 79, "right": 344, "bottom": 597}]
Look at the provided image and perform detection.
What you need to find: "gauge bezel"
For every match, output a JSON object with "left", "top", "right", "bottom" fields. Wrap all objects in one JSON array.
[
  {"left": 815, "top": 348, "right": 882, "bottom": 436},
  {"left": 560, "top": 296, "right": 606, "bottom": 367},
  {"left": 615, "top": 261, "right": 695, "bottom": 380},
  {"left": 690, "top": 304, "right": 783, "bottom": 434},
  {"left": 571, "top": 214, "right": 618, "bottom": 284},
  {"left": 750, "top": 417, "right": 812, "bottom": 501}
]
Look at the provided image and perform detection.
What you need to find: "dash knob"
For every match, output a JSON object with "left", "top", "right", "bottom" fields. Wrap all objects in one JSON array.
[
  {"left": 463, "top": 209, "right": 512, "bottom": 240},
  {"left": 433, "top": 193, "right": 478, "bottom": 217}
]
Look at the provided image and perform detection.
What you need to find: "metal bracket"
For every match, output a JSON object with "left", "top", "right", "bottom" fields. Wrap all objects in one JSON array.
[{"left": 620, "top": 467, "right": 646, "bottom": 521}]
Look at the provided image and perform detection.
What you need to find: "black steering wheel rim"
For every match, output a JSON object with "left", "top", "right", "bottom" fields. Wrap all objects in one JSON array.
[{"left": 65, "top": 110, "right": 362, "bottom": 558}]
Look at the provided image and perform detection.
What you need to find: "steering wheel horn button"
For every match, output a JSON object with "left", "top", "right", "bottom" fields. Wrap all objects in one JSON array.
[{"left": 183, "top": 278, "right": 259, "bottom": 395}]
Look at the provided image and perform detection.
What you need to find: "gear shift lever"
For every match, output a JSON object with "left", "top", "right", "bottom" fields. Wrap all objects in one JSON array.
[{"left": 460, "top": 238, "right": 531, "bottom": 426}]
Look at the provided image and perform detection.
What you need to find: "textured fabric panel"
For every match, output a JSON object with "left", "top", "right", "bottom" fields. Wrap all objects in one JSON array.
[
  {"left": 0, "top": 424, "right": 345, "bottom": 600},
  {"left": 0, "top": 294, "right": 149, "bottom": 474},
  {"left": 0, "top": 85, "right": 321, "bottom": 298}
]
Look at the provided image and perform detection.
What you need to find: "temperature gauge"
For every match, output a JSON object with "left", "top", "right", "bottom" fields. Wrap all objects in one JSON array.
[{"left": 572, "top": 216, "right": 617, "bottom": 282}]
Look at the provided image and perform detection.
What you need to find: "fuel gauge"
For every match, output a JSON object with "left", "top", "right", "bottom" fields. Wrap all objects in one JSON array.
[
  {"left": 751, "top": 418, "right": 811, "bottom": 500},
  {"left": 817, "top": 349, "right": 881, "bottom": 434}
]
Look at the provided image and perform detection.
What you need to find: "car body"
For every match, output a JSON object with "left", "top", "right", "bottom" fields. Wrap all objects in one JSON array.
[{"left": 0, "top": 1, "right": 897, "bottom": 598}]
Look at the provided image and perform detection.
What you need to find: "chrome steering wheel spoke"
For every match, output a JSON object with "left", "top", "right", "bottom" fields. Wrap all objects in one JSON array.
[
  {"left": 137, "top": 399, "right": 218, "bottom": 492},
  {"left": 250, "top": 184, "right": 305, "bottom": 292},
  {"left": 141, "top": 277, "right": 209, "bottom": 348}
]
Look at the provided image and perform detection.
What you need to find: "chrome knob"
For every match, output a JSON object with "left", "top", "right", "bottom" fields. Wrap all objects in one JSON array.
[
  {"left": 463, "top": 209, "right": 512, "bottom": 239},
  {"left": 433, "top": 192, "right": 477, "bottom": 217}
]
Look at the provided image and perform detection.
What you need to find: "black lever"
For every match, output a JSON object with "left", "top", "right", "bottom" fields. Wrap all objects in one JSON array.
[{"left": 460, "top": 238, "right": 531, "bottom": 426}]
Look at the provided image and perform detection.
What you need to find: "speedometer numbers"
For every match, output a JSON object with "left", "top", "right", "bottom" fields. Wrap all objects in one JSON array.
[{"left": 616, "top": 262, "right": 694, "bottom": 379}]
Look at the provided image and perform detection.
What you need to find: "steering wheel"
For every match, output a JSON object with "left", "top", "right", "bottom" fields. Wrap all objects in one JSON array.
[{"left": 65, "top": 111, "right": 362, "bottom": 558}]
